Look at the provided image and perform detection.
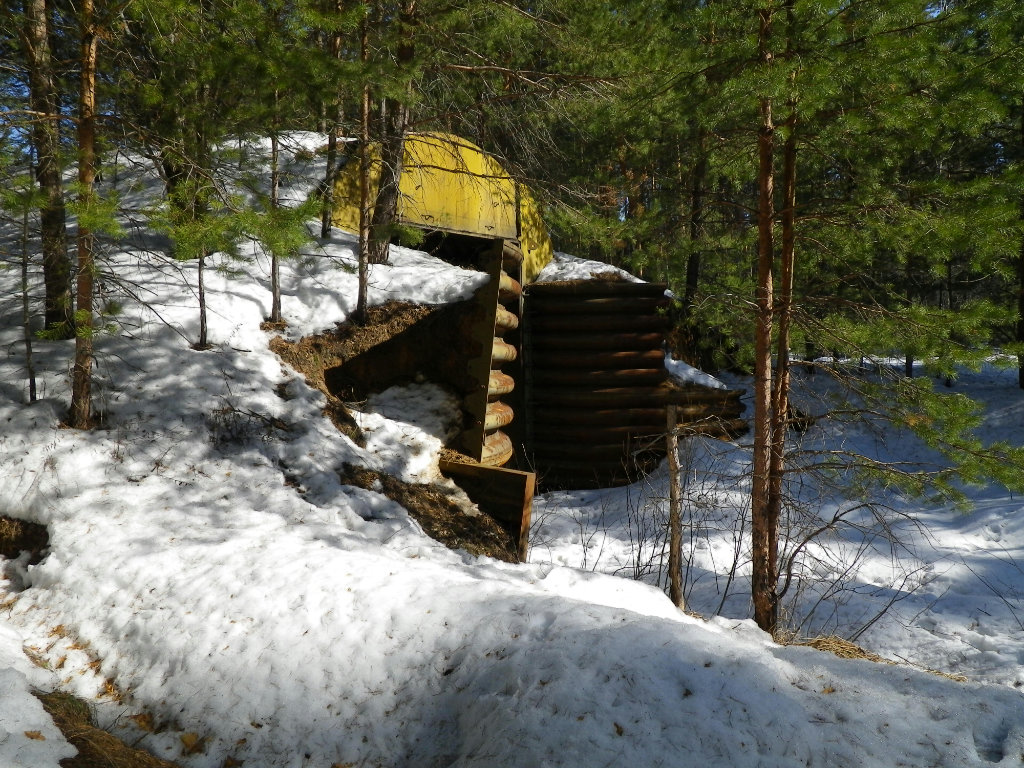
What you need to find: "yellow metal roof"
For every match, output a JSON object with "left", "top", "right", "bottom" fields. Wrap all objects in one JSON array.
[{"left": 332, "top": 132, "right": 553, "bottom": 283}]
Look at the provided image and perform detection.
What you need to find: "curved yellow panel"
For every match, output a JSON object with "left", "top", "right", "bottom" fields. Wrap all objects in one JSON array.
[{"left": 332, "top": 132, "right": 553, "bottom": 282}]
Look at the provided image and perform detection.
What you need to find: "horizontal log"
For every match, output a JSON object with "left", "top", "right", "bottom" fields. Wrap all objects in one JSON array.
[
  {"left": 491, "top": 338, "right": 518, "bottom": 364},
  {"left": 526, "top": 295, "right": 670, "bottom": 315},
  {"left": 528, "top": 313, "right": 670, "bottom": 333},
  {"left": 529, "top": 348, "right": 666, "bottom": 370},
  {"left": 527, "top": 281, "right": 667, "bottom": 298},
  {"left": 531, "top": 406, "right": 667, "bottom": 427},
  {"left": 488, "top": 370, "right": 515, "bottom": 398},
  {"left": 480, "top": 429, "right": 514, "bottom": 466},
  {"left": 485, "top": 401, "right": 514, "bottom": 431},
  {"left": 529, "top": 331, "right": 665, "bottom": 351},
  {"left": 531, "top": 424, "right": 667, "bottom": 442},
  {"left": 529, "top": 386, "right": 679, "bottom": 408},
  {"left": 672, "top": 402, "right": 745, "bottom": 419},
  {"left": 499, "top": 271, "right": 522, "bottom": 302},
  {"left": 529, "top": 368, "right": 667, "bottom": 387},
  {"left": 495, "top": 305, "right": 519, "bottom": 333},
  {"left": 532, "top": 444, "right": 632, "bottom": 462},
  {"left": 502, "top": 240, "right": 524, "bottom": 266}
]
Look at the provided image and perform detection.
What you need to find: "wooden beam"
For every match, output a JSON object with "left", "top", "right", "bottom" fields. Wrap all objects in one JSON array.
[{"left": 440, "top": 461, "right": 535, "bottom": 561}]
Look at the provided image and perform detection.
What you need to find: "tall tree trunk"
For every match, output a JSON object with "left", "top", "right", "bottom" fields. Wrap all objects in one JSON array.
[
  {"left": 22, "top": 0, "right": 72, "bottom": 334},
  {"left": 751, "top": 5, "right": 778, "bottom": 635},
  {"left": 355, "top": 9, "right": 371, "bottom": 325},
  {"left": 69, "top": 0, "right": 97, "bottom": 428},
  {"left": 367, "top": 97, "right": 410, "bottom": 265},
  {"left": 765, "top": 2, "right": 799, "bottom": 616},
  {"left": 767, "top": 101, "right": 798, "bottom": 613},
  {"left": 1018, "top": 102, "right": 1024, "bottom": 390},
  {"left": 197, "top": 253, "right": 209, "bottom": 348},
  {"left": 320, "top": 2, "right": 345, "bottom": 239},
  {"left": 269, "top": 110, "right": 282, "bottom": 324},
  {"left": 683, "top": 140, "right": 707, "bottom": 315},
  {"left": 21, "top": 203, "right": 37, "bottom": 403},
  {"left": 367, "top": 0, "right": 416, "bottom": 266}
]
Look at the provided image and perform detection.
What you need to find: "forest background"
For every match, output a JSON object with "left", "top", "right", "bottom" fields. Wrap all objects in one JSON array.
[{"left": 2, "top": 0, "right": 1024, "bottom": 634}]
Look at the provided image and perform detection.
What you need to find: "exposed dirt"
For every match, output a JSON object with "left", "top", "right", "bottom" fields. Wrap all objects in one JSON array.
[
  {"left": 0, "top": 516, "right": 48, "bottom": 563},
  {"left": 36, "top": 692, "right": 184, "bottom": 768},
  {"left": 269, "top": 302, "right": 439, "bottom": 446},
  {"left": 271, "top": 303, "right": 520, "bottom": 563},
  {"left": 340, "top": 464, "right": 519, "bottom": 563}
]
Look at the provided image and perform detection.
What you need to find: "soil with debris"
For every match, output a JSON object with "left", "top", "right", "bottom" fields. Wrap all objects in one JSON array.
[
  {"left": 0, "top": 515, "right": 49, "bottom": 564},
  {"left": 273, "top": 304, "right": 520, "bottom": 563},
  {"left": 340, "top": 465, "right": 519, "bottom": 563},
  {"left": 36, "top": 691, "right": 183, "bottom": 768},
  {"left": 269, "top": 302, "right": 439, "bottom": 445}
]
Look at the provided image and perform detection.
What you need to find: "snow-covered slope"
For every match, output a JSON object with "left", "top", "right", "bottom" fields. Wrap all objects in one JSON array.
[{"left": 3, "top": 136, "right": 1024, "bottom": 768}]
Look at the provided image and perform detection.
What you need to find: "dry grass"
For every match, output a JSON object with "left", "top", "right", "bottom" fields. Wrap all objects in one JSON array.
[
  {"left": 0, "top": 515, "right": 49, "bottom": 563},
  {"left": 786, "top": 635, "right": 968, "bottom": 682},
  {"left": 35, "top": 691, "right": 183, "bottom": 768},
  {"left": 340, "top": 464, "right": 519, "bottom": 563}
]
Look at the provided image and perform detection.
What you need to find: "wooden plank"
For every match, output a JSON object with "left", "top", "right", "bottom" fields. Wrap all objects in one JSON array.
[
  {"left": 440, "top": 461, "right": 535, "bottom": 561},
  {"left": 459, "top": 238, "right": 505, "bottom": 460}
]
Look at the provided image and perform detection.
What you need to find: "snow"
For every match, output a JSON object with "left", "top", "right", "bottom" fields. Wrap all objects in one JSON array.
[
  {"left": 536, "top": 251, "right": 642, "bottom": 283},
  {"left": 3, "top": 137, "right": 1024, "bottom": 768},
  {"left": 666, "top": 356, "right": 730, "bottom": 389}
]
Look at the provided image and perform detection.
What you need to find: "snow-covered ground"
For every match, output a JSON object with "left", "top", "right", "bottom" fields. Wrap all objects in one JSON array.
[{"left": 2, "top": 135, "right": 1024, "bottom": 767}]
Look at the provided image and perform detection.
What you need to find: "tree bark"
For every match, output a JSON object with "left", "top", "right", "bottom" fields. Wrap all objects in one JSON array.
[
  {"left": 355, "top": 8, "right": 371, "bottom": 325},
  {"left": 1018, "top": 101, "right": 1024, "bottom": 390},
  {"left": 269, "top": 121, "right": 282, "bottom": 324},
  {"left": 69, "top": 0, "right": 97, "bottom": 428},
  {"left": 320, "top": 2, "right": 345, "bottom": 240},
  {"left": 22, "top": 0, "right": 72, "bottom": 334},
  {"left": 21, "top": 204, "right": 37, "bottom": 403},
  {"left": 368, "top": 97, "right": 410, "bottom": 265},
  {"left": 683, "top": 140, "right": 707, "bottom": 315},
  {"left": 367, "top": 0, "right": 416, "bottom": 266},
  {"left": 751, "top": 5, "right": 778, "bottom": 635}
]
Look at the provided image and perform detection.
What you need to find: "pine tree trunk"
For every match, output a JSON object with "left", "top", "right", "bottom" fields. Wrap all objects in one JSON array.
[
  {"left": 368, "top": 97, "right": 409, "bottom": 265},
  {"left": 1018, "top": 102, "right": 1024, "bottom": 390},
  {"left": 320, "top": 5, "right": 345, "bottom": 240},
  {"left": 751, "top": 5, "right": 778, "bottom": 636},
  {"left": 69, "top": 0, "right": 97, "bottom": 429},
  {"left": 355, "top": 10, "right": 371, "bottom": 325},
  {"left": 269, "top": 128, "right": 282, "bottom": 323},
  {"left": 22, "top": 0, "right": 72, "bottom": 335},
  {"left": 367, "top": 0, "right": 416, "bottom": 266},
  {"left": 683, "top": 142, "right": 707, "bottom": 315},
  {"left": 196, "top": 252, "right": 209, "bottom": 349},
  {"left": 21, "top": 205, "right": 37, "bottom": 403},
  {"left": 321, "top": 128, "right": 339, "bottom": 239}
]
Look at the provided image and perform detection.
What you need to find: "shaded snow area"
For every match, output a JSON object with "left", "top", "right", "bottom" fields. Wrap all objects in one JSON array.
[{"left": 2, "top": 136, "right": 1024, "bottom": 768}]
